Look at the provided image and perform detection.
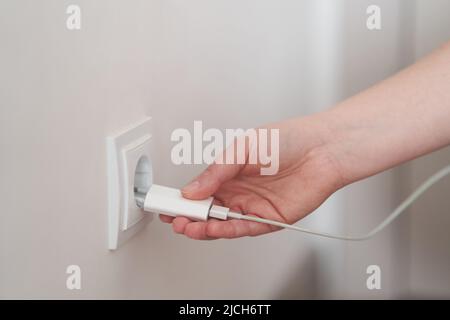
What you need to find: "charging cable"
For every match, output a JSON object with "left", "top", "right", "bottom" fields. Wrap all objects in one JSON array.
[{"left": 135, "top": 164, "right": 450, "bottom": 241}]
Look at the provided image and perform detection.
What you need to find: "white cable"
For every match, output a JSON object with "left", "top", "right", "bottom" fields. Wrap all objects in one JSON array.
[
  {"left": 141, "top": 164, "right": 450, "bottom": 241},
  {"left": 226, "top": 164, "right": 450, "bottom": 241}
]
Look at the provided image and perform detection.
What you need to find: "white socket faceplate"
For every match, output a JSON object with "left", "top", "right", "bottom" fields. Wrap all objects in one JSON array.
[{"left": 107, "top": 117, "right": 153, "bottom": 250}]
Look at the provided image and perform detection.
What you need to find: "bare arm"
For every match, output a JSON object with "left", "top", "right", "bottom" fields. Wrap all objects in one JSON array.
[{"left": 324, "top": 41, "right": 450, "bottom": 185}]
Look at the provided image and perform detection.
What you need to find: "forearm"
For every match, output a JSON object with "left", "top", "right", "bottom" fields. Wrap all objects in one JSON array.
[{"left": 319, "top": 41, "right": 450, "bottom": 185}]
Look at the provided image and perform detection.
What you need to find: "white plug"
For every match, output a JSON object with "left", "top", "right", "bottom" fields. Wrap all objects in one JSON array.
[{"left": 137, "top": 184, "right": 230, "bottom": 221}]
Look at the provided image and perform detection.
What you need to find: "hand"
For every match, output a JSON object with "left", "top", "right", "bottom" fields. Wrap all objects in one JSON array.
[{"left": 160, "top": 114, "right": 345, "bottom": 239}]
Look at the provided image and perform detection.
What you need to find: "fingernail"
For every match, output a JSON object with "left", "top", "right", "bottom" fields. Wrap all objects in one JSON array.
[{"left": 182, "top": 180, "right": 200, "bottom": 194}]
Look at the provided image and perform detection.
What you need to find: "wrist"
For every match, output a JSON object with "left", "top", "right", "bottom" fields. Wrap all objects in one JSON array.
[
  {"left": 314, "top": 106, "right": 396, "bottom": 186},
  {"left": 296, "top": 112, "right": 350, "bottom": 191}
]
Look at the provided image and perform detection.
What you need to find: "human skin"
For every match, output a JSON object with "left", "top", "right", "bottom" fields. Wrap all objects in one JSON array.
[{"left": 160, "top": 41, "right": 450, "bottom": 240}]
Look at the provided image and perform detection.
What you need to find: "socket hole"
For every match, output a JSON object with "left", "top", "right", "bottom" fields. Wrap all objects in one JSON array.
[{"left": 134, "top": 155, "right": 152, "bottom": 207}]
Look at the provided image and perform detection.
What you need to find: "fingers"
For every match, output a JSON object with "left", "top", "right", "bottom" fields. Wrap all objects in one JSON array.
[
  {"left": 172, "top": 216, "right": 191, "bottom": 234},
  {"left": 181, "top": 163, "right": 243, "bottom": 200},
  {"left": 165, "top": 215, "right": 277, "bottom": 240},
  {"left": 205, "top": 219, "right": 273, "bottom": 238},
  {"left": 181, "top": 221, "right": 217, "bottom": 240},
  {"left": 171, "top": 217, "right": 216, "bottom": 240},
  {"left": 159, "top": 214, "right": 174, "bottom": 223}
]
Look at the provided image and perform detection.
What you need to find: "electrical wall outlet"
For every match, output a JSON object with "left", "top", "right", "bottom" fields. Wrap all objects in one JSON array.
[{"left": 107, "top": 117, "right": 153, "bottom": 250}]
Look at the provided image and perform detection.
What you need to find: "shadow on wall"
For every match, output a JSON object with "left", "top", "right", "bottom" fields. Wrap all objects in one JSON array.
[{"left": 274, "top": 250, "right": 319, "bottom": 299}]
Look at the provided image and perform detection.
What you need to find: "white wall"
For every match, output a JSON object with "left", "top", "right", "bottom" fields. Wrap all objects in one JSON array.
[{"left": 0, "top": 0, "right": 447, "bottom": 299}]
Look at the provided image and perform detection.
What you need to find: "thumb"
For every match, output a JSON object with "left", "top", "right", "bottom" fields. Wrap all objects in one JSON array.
[{"left": 181, "top": 163, "right": 242, "bottom": 200}]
